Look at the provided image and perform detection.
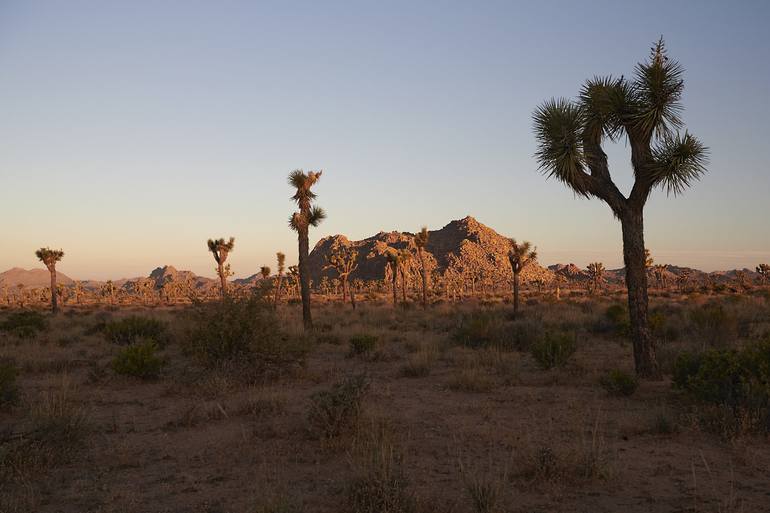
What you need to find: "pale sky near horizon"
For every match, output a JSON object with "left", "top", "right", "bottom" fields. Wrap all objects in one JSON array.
[{"left": 1, "top": 1, "right": 769, "bottom": 280}]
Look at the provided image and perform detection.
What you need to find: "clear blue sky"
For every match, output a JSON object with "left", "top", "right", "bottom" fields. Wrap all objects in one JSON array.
[{"left": 1, "top": 0, "right": 768, "bottom": 280}]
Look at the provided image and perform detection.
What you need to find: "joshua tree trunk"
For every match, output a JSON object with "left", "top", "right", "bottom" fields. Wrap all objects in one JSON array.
[
  {"left": 217, "top": 263, "right": 227, "bottom": 298},
  {"left": 341, "top": 275, "right": 348, "bottom": 303},
  {"left": 400, "top": 270, "right": 407, "bottom": 303},
  {"left": 621, "top": 209, "right": 659, "bottom": 378},
  {"left": 391, "top": 269, "right": 398, "bottom": 306},
  {"left": 49, "top": 268, "right": 58, "bottom": 314},
  {"left": 417, "top": 248, "right": 428, "bottom": 309},
  {"left": 512, "top": 271, "right": 520, "bottom": 318},
  {"left": 273, "top": 275, "right": 283, "bottom": 308},
  {"left": 349, "top": 285, "right": 357, "bottom": 310},
  {"left": 298, "top": 225, "right": 313, "bottom": 330}
]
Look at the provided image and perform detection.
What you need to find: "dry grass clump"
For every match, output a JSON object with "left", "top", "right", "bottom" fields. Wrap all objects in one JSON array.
[{"left": 307, "top": 373, "right": 369, "bottom": 439}]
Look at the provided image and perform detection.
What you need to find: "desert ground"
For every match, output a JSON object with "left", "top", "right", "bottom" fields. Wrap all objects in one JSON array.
[{"left": 1, "top": 287, "right": 769, "bottom": 513}]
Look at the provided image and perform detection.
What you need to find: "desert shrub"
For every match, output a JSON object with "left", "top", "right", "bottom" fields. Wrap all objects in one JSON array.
[
  {"left": 689, "top": 303, "right": 738, "bottom": 349},
  {"left": 346, "top": 420, "right": 415, "bottom": 513},
  {"left": 111, "top": 340, "right": 164, "bottom": 379},
  {"left": 103, "top": 315, "right": 169, "bottom": 346},
  {"left": 530, "top": 332, "right": 577, "bottom": 370},
  {"left": 0, "top": 358, "right": 19, "bottom": 408},
  {"left": 307, "top": 374, "right": 369, "bottom": 439},
  {"left": 400, "top": 350, "right": 433, "bottom": 378},
  {"left": 184, "top": 295, "right": 306, "bottom": 373},
  {"left": 673, "top": 339, "right": 770, "bottom": 434},
  {"left": 0, "top": 311, "right": 48, "bottom": 338},
  {"left": 599, "top": 369, "right": 638, "bottom": 396},
  {"left": 453, "top": 310, "right": 536, "bottom": 351},
  {"left": 594, "top": 304, "right": 629, "bottom": 337},
  {"left": 349, "top": 335, "right": 378, "bottom": 357}
]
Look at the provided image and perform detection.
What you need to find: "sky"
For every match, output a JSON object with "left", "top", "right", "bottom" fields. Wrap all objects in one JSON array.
[{"left": 1, "top": 0, "right": 769, "bottom": 280}]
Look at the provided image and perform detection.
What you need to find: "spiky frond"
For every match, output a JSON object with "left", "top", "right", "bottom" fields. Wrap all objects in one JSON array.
[
  {"left": 289, "top": 169, "right": 322, "bottom": 203},
  {"left": 508, "top": 239, "right": 537, "bottom": 271},
  {"left": 578, "top": 76, "right": 632, "bottom": 143},
  {"left": 631, "top": 38, "right": 685, "bottom": 140},
  {"left": 308, "top": 206, "right": 326, "bottom": 227},
  {"left": 35, "top": 247, "right": 64, "bottom": 266},
  {"left": 276, "top": 252, "right": 286, "bottom": 273},
  {"left": 533, "top": 98, "right": 591, "bottom": 197},
  {"left": 648, "top": 132, "right": 708, "bottom": 195}
]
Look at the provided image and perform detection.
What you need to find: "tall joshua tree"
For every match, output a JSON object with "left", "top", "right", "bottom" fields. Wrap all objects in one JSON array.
[
  {"left": 384, "top": 248, "right": 403, "bottom": 306},
  {"left": 415, "top": 227, "right": 430, "bottom": 309},
  {"left": 274, "top": 252, "right": 286, "bottom": 307},
  {"left": 288, "top": 170, "right": 325, "bottom": 330},
  {"left": 533, "top": 39, "right": 708, "bottom": 377},
  {"left": 507, "top": 239, "right": 537, "bottom": 318},
  {"left": 207, "top": 237, "right": 235, "bottom": 298},
  {"left": 35, "top": 247, "right": 64, "bottom": 314}
]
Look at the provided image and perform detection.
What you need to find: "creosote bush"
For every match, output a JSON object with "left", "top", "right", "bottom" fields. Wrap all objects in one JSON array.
[
  {"left": 112, "top": 340, "right": 164, "bottom": 379},
  {"left": 184, "top": 294, "right": 307, "bottom": 375},
  {"left": 453, "top": 310, "right": 540, "bottom": 351},
  {"left": 307, "top": 374, "right": 369, "bottom": 439},
  {"left": 689, "top": 303, "right": 738, "bottom": 349},
  {"left": 599, "top": 369, "right": 638, "bottom": 396},
  {"left": 673, "top": 338, "right": 770, "bottom": 435},
  {"left": 349, "top": 335, "right": 378, "bottom": 357},
  {"left": 0, "top": 311, "right": 48, "bottom": 339},
  {"left": 103, "top": 315, "right": 169, "bottom": 346},
  {"left": 530, "top": 332, "right": 577, "bottom": 370}
]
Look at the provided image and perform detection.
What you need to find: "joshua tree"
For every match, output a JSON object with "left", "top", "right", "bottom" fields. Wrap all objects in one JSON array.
[
  {"left": 274, "top": 252, "right": 286, "bottom": 307},
  {"left": 653, "top": 264, "right": 669, "bottom": 289},
  {"left": 756, "top": 264, "right": 769, "bottom": 285},
  {"left": 586, "top": 262, "right": 606, "bottom": 294},
  {"left": 324, "top": 242, "right": 359, "bottom": 309},
  {"left": 533, "top": 40, "right": 708, "bottom": 377},
  {"left": 288, "top": 170, "right": 326, "bottom": 330},
  {"left": 414, "top": 226, "right": 430, "bottom": 308},
  {"left": 207, "top": 237, "right": 235, "bottom": 298},
  {"left": 260, "top": 266, "right": 271, "bottom": 280},
  {"left": 507, "top": 239, "right": 537, "bottom": 318},
  {"left": 35, "top": 247, "right": 65, "bottom": 313},
  {"left": 288, "top": 265, "right": 300, "bottom": 298},
  {"left": 102, "top": 280, "right": 117, "bottom": 305},
  {"left": 644, "top": 249, "right": 654, "bottom": 272},
  {"left": 384, "top": 248, "right": 404, "bottom": 306},
  {"left": 676, "top": 269, "right": 691, "bottom": 292}
]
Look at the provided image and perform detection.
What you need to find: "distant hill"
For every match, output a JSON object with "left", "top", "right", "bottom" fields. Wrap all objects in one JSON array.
[
  {"left": 0, "top": 267, "right": 74, "bottom": 288},
  {"left": 307, "top": 216, "right": 553, "bottom": 284}
]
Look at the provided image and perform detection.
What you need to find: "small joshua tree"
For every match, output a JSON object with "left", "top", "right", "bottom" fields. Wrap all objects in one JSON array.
[
  {"left": 415, "top": 226, "right": 430, "bottom": 308},
  {"left": 507, "top": 239, "right": 537, "bottom": 318},
  {"left": 207, "top": 237, "right": 235, "bottom": 298},
  {"left": 274, "top": 252, "right": 286, "bottom": 307},
  {"left": 324, "top": 242, "right": 359, "bottom": 309},
  {"left": 384, "top": 248, "right": 407, "bottom": 306},
  {"left": 652, "top": 264, "right": 668, "bottom": 289},
  {"left": 533, "top": 39, "right": 707, "bottom": 377},
  {"left": 35, "top": 247, "right": 64, "bottom": 314},
  {"left": 586, "top": 262, "right": 606, "bottom": 294},
  {"left": 756, "top": 264, "right": 769, "bottom": 285},
  {"left": 260, "top": 266, "right": 271, "bottom": 280},
  {"left": 289, "top": 170, "right": 325, "bottom": 330}
]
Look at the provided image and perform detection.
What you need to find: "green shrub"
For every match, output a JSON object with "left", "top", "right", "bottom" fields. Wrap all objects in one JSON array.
[
  {"left": 349, "top": 335, "right": 378, "bottom": 357},
  {"left": 307, "top": 374, "right": 369, "bottom": 439},
  {"left": 673, "top": 339, "right": 770, "bottom": 434},
  {"left": 111, "top": 340, "right": 164, "bottom": 379},
  {"left": 530, "top": 332, "right": 577, "bottom": 370},
  {"left": 103, "top": 316, "right": 169, "bottom": 346},
  {"left": 184, "top": 295, "right": 305, "bottom": 374},
  {"left": 599, "top": 369, "right": 638, "bottom": 396},
  {"left": 453, "top": 310, "right": 504, "bottom": 349},
  {"left": 0, "top": 311, "right": 48, "bottom": 338},
  {"left": 0, "top": 358, "right": 19, "bottom": 408}
]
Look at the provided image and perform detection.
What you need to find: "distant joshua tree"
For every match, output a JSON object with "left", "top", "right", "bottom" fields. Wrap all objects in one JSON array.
[
  {"left": 533, "top": 39, "right": 708, "bottom": 377},
  {"left": 756, "top": 264, "right": 769, "bottom": 285},
  {"left": 207, "top": 237, "right": 235, "bottom": 298},
  {"left": 324, "top": 242, "right": 359, "bottom": 309},
  {"left": 102, "top": 280, "right": 117, "bottom": 305},
  {"left": 644, "top": 249, "right": 654, "bottom": 271},
  {"left": 414, "top": 226, "right": 430, "bottom": 308},
  {"left": 35, "top": 247, "right": 65, "bottom": 313},
  {"left": 676, "top": 269, "right": 691, "bottom": 292},
  {"left": 288, "top": 170, "right": 325, "bottom": 330},
  {"left": 260, "top": 266, "right": 271, "bottom": 280},
  {"left": 586, "top": 262, "right": 606, "bottom": 294},
  {"left": 274, "top": 252, "right": 286, "bottom": 307},
  {"left": 653, "top": 264, "right": 669, "bottom": 289},
  {"left": 507, "top": 239, "right": 537, "bottom": 318},
  {"left": 384, "top": 248, "right": 406, "bottom": 306}
]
